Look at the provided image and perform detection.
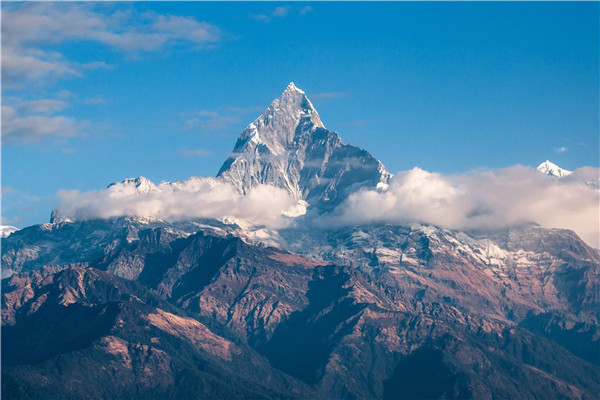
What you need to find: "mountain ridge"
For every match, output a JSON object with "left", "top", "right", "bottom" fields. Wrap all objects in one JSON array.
[{"left": 2, "top": 83, "right": 599, "bottom": 400}]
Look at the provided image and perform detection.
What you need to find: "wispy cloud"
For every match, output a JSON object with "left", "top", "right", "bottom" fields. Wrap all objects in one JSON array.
[
  {"left": 250, "top": 13, "right": 271, "bottom": 23},
  {"left": 300, "top": 6, "right": 313, "bottom": 15},
  {"left": 227, "top": 106, "right": 263, "bottom": 114},
  {"left": 2, "top": 49, "right": 80, "bottom": 87},
  {"left": 181, "top": 106, "right": 261, "bottom": 133},
  {"left": 82, "top": 97, "right": 107, "bottom": 105},
  {"left": 1, "top": 187, "right": 39, "bottom": 203},
  {"left": 80, "top": 61, "right": 112, "bottom": 70},
  {"left": 184, "top": 116, "right": 240, "bottom": 132},
  {"left": 2, "top": 98, "right": 87, "bottom": 144},
  {"left": 554, "top": 146, "right": 568, "bottom": 153},
  {"left": 178, "top": 148, "right": 212, "bottom": 158},
  {"left": 272, "top": 6, "right": 291, "bottom": 17},
  {"left": 311, "top": 91, "right": 350, "bottom": 99},
  {"left": 251, "top": 4, "right": 292, "bottom": 23},
  {"left": 1, "top": 187, "right": 41, "bottom": 226},
  {"left": 18, "top": 99, "right": 69, "bottom": 114},
  {"left": 2, "top": 3, "right": 222, "bottom": 88},
  {"left": 196, "top": 110, "right": 219, "bottom": 118}
]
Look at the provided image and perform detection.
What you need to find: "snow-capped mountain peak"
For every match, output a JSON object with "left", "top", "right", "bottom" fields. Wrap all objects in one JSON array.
[
  {"left": 230, "top": 82, "right": 325, "bottom": 158},
  {"left": 537, "top": 160, "right": 572, "bottom": 177},
  {"left": 217, "top": 83, "right": 390, "bottom": 209},
  {"left": 49, "top": 83, "right": 391, "bottom": 223},
  {"left": 284, "top": 81, "right": 303, "bottom": 94},
  {"left": 116, "top": 176, "right": 158, "bottom": 193}
]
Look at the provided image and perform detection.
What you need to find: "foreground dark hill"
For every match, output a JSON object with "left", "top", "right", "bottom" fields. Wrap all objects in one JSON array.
[
  {"left": 2, "top": 266, "right": 316, "bottom": 400},
  {"left": 2, "top": 84, "right": 599, "bottom": 399},
  {"left": 2, "top": 219, "right": 599, "bottom": 399}
]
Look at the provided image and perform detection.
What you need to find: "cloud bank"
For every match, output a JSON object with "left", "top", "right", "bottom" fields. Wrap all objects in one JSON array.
[
  {"left": 54, "top": 178, "right": 297, "bottom": 229},
  {"left": 52, "top": 166, "right": 599, "bottom": 247},
  {"left": 321, "top": 166, "right": 600, "bottom": 248}
]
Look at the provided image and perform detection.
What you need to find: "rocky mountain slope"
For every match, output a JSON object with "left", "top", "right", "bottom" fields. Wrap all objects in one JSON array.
[
  {"left": 2, "top": 266, "right": 316, "bottom": 400},
  {"left": 3, "top": 222, "right": 599, "bottom": 399},
  {"left": 2, "top": 84, "right": 599, "bottom": 399},
  {"left": 217, "top": 82, "right": 390, "bottom": 212}
]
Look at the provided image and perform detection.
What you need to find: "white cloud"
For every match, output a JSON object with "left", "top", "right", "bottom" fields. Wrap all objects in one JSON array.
[
  {"left": 196, "top": 110, "right": 219, "bottom": 118},
  {"left": 554, "top": 146, "right": 568, "bottom": 153},
  {"left": 184, "top": 116, "right": 240, "bottom": 132},
  {"left": 49, "top": 164, "right": 599, "bottom": 245},
  {"left": 54, "top": 179, "right": 297, "bottom": 229},
  {"left": 82, "top": 97, "right": 107, "bottom": 105},
  {"left": 2, "top": 112, "right": 84, "bottom": 144},
  {"left": 1, "top": 3, "right": 222, "bottom": 87},
  {"left": 321, "top": 166, "right": 600, "bottom": 248},
  {"left": 1, "top": 46, "right": 80, "bottom": 87},
  {"left": 2, "top": 100, "right": 86, "bottom": 144},
  {"left": 152, "top": 15, "right": 220, "bottom": 43},
  {"left": 250, "top": 13, "right": 271, "bottom": 22},
  {"left": 1, "top": 187, "right": 41, "bottom": 226},
  {"left": 180, "top": 106, "right": 261, "bottom": 133},
  {"left": 300, "top": 6, "right": 313, "bottom": 15},
  {"left": 18, "top": 99, "right": 69, "bottom": 114},
  {"left": 2, "top": 94, "right": 107, "bottom": 144},
  {"left": 251, "top": 5, "right": 292, "bottom": 22},
  {"left": 80, "top": 61, "right": 112, "bottom": 70},
  {"left": 272, "top": 6, "right": 291, "bottom": 17},
  {"left": 182, "top": 106, "right": 245, "bottom": 132}
]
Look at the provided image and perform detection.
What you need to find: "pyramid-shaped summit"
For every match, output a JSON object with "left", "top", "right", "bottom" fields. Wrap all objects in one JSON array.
[{"left": 218, "top": 83, "right": 390, "bottom": 212}]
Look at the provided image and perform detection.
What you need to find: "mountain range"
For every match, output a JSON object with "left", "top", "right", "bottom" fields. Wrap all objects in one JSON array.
[{"left": 2, "top": 84, "right": 599, "bottom": 400}]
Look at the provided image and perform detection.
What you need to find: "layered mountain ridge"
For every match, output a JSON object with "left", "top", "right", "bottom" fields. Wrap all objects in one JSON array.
[{"left": 2, "top": 83, "right": 599, "bottom": 400}]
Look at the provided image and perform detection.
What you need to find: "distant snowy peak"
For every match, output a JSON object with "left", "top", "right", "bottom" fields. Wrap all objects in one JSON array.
[
  {"left": 1, "top": 225, "right": 19, "bottom": 238},
  {"left": 109, "top": 175, "right": 221, "bottom": 194},
  {"left": 537, "top": 160, "right": 572, "bottom": 177},
  {"left": 110, "top": 176, "right": 157, "bottom": 194},
  {"left": 217, "top": 83, "right": 390, "bottom": 210},
  {"left": 228, "top": 81, "right": 324, "bottom": 158}
]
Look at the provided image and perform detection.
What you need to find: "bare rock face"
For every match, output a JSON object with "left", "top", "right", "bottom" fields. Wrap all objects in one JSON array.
[
  {"left": 217, "top": 83, "right": 390, "bottom": 211},
  {"left": 2, "top": 83, "right": 599, "bottom": 399},
  {"left": 4, "top": 221, "right": 599, "bottom": 399},
  {"left": 1, "top": 266, "right": 317, "bottom": 400}
]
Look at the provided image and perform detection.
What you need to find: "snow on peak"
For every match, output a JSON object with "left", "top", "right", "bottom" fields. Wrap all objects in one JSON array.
[
  {"left": 537, "top": 160, "right": 572, "bottom": 177},
  {"left": 106, "top": 176, "right": 158, "bottom": 194},
  {"left": 284, "top": 82, "right": 304, "bottom": 94},
  {"left": 218, "top": 83, "right": 326, "bottom": 169},
  {"left": 217, "top": 83, "right": 390, "bottom": 211},
  {"left": 124, "top": 176, "right": 157, "bottom": 193},
  {"left": 1, "top": 225, "right": 19, "bottom": 238}
]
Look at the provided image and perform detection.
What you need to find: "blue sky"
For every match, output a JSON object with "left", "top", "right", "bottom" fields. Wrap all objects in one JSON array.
[{"left": 2, "top": 2, "right": 598, "bottom": 228}]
